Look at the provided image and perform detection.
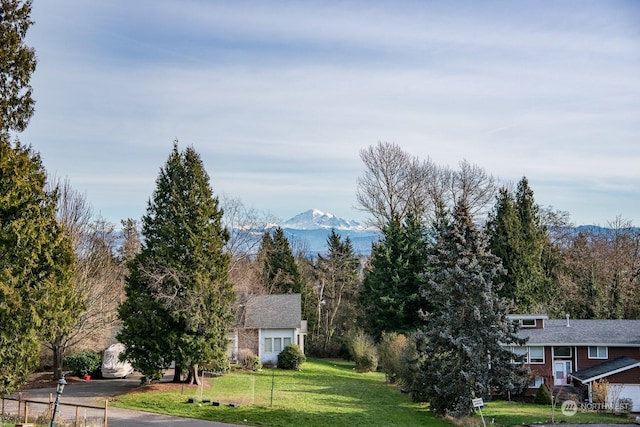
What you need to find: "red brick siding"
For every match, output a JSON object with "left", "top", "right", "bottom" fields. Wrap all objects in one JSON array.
[
  {"left": 606, "top": 366, "right": 640, "bottom": 383},
  {"left": 575, "top": 347, "right": 640, "bottom": 371}
]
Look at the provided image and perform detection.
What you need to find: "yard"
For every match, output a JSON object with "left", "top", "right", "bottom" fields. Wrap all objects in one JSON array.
[{"left": 110, "top": 359, "right": 635, "bottom": 427}]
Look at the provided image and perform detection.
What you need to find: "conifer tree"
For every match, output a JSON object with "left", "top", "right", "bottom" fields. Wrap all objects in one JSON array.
[
  {"left": 359, "top": 213, "right": 430, "bottom": 339},
  {"left": 118, "top": 143, "right": 234, "bottom": 384},
  {"left": 413, "top": 202, "right": 527, "bottom": 417},
  {"left": 257, "top": 227, "right": 303, "bottom": 294},
  {"left": 0, "top": 0, "right": 36, "bottom": 138},
  {"left": 313, "top": 230, "right": 361, "bottom": 354},
  {"left": 0, "top": 143, "right": 77, "bottom": 395},
  {"left": 1, "top": 1, "right": 78, "bottom": 394},
  {"left": 487, "top": 178, "right": 550, "bottom": 312}
]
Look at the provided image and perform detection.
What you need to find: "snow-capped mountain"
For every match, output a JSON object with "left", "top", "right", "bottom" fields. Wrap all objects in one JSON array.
[
  {"left": 280, "top": 209, "right": 366, "bottom": 231},
  {"left": 275, "top": 209, "right": 379, "bottom": 257}
]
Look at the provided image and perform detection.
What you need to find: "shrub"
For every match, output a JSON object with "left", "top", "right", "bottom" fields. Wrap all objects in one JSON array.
[
  {"left": 65, "top": 352, "right": 101, "bottom": 376},
  {"left": 377, "top": 332, "right": 407, "bottom": 384},
  {"left": 534, "top": 383, "right": 552, "bottom": 405},
  {"left": 345, "top": 328, "right": 378, "bottom": 373},
  {"left": 238, "top": 349, "right": 262, "bottom": 371},
  {"left": 592, "top": 379, "right": 608, "bottom": 404},
  {"left": 278, "top": 344, "right": 306, "bottom": 370},
  {"left": 618, "top": 398, "right": 633, "bottom": 414}
]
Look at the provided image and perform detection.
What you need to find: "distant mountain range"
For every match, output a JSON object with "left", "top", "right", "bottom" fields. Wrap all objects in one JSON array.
[
  {"left": 237, "top": 210, "right": 640, "bottom": 259},
  {"left": 274, "top": 209, "right": 380, "bottom": 257}
]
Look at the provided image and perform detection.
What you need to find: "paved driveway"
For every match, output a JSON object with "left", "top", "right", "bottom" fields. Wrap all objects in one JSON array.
[{"left": 10, "top": 373, "right": 243, "bottom": 427}]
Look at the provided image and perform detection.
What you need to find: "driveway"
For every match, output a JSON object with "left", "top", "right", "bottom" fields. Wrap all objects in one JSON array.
[{"left": 9, "top": 372, "right": 243, "bottom": 427}]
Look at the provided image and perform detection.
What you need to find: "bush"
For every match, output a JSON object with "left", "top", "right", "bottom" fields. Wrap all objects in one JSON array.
[
  {"left": 377, "top": 332, "right": 408, "bottom": 384},
  {"left": 278, "top": 344, "right": 306, "bottom": 370},
  {"left": 345, "top": 329, "right": 378, "bottom": 373},
  {"left": 592, "top": 379, "right": 608, "bottom": 404},
  {"left": 238, "top": 349, "right": 262, "bottom": 371},
  {"left": 618, "top": 398, "right": 633, "bottom": 414},
  {"left": 65, "top": 352, "right": 101, "bottom": 376},
  {"left": 534, "top": 383, "right": 552, "bottom": 405}
]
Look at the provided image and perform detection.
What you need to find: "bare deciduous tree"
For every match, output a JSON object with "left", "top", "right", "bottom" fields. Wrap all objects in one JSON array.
[
  {"left": 356, "top": 143, "right": 496, "bottom": 228},
  {"left": 46, "top": 177, "right": 125, "bottom": 377},
  {"left": 356, "top": 141, "right": 436, "bottom": 228}
]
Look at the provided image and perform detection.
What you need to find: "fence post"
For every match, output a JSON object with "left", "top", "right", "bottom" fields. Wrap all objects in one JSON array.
[
  {"left": 24, "top": 401, "right": 29, "bottom": 423},
  {"left": 17, "top": 392, "right": 21, "bottom": 420},
  {"left": 75, "top": 405, "right": 79, "bottom": 427},
  {"left": 104, "top": 399, "right": 108, "bottom": 427}
]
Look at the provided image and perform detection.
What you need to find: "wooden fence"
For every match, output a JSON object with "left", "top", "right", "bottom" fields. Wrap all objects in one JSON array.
[{"left": 1, "top": 393, "right": 109, "bottom": 427}]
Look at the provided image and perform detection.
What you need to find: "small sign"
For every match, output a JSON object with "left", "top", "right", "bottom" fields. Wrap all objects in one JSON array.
[{"left": 472, "top": 398, "right": 484, "bottom": 408}]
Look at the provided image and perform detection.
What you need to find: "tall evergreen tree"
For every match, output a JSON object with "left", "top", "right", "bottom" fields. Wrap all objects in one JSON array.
[
  {"left": 487, "top": 178, "right": 549, "bottom": 312},
  {"left": 1, "top": 2, "right": 78, "bottom": 394},
  {"left": 0, "top": 0, "right": 36, "bottom": 138},
  {"left": 413, "top": 202, "right": 527, "bottom": 417},
  {"left": 0, "top": 143, "right": 77, "bottom": 395},
  {"left": 118, "top": 143, "right": 234, "bottom": 384},
  {"left": 257, "top": 227, "right": 303, "bottom": 294},
  {"left": 312, "top": 230, "right": 361, "bottom": 355},
  {"left": 359, "top": 213, "right": 430, "bottom": 339}
]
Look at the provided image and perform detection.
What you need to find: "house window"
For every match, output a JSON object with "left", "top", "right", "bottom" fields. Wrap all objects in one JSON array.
[
  {"left": 588, "top": 346, "right": 607, "bottom": 359},
  {"left": 528, "top": 376, "right": 544, "bottom": 388},
  {"left": 512, "top": 346, "right": 527, "bottom": 363},
  {"left": 512, "top": 346, "right": 544, "bottom": 364},
  {"left": 512, "top": 318, "right": 537, "bottom": 328},
  {"left": 553, "top": 347, "right": 572, "bottom": 358},
  {"left": 529, "top": 346, "right": 544, "bottom": 364},
  {"left": 265, "top": 336, "right": 293, "bottom": 353}
]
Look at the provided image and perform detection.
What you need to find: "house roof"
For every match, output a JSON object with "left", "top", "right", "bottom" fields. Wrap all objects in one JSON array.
[
  {"left": 571, "top": 356, "right": 640, "bottom": 383},
  {"left": 515, "top": 319, "right": 640, "bottom": 346},
  {"left": 242, "top": 294, "right": 302, "bottom": 329}
]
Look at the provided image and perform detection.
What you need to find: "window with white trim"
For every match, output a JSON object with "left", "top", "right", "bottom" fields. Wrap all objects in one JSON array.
[
  {"left": 265, "top": 337, "right": 292, "bottom": 353},
  {"left": 553, "top": 346, "right": 572, "bottom": 358},
  {"left": 528, "top": 346, "right": 544, "bottom": 364},
  {"left": 588, "top": 346, "right": 607, "bottom": 359},
  {"left": 528, "top": 376, "right": 544, "bottom": 388},
  {"left": 512, "top": 346, "right": 544, "bottom": 364}
]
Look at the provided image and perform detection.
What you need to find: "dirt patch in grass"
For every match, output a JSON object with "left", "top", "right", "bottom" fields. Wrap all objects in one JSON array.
[
  {"left": 120, "top": 379, "right": 210, "bottom": 395},
  {"left": 21, "top": 372, "right": 82, "bottom": 390}
]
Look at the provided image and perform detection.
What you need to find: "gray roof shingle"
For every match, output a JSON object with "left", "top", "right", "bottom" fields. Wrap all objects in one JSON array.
[
  {"left": 571, "top": 356, "right": 640, "bottom": 382},
  {"left": 242, "top": 294, "right": 302, "bottom": 329},
  {"left": 515, "top": 319, "right": 640, "bottom": 346}
]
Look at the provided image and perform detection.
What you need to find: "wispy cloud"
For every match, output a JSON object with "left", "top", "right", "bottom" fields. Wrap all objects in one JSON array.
[{"left": 22, "top": 0, "right": 640, "bottom": 226}]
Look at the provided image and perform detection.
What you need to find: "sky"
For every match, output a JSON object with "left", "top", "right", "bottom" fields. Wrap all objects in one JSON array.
[{"left": 19, "top": 0, "right": 640, "bottom": 227}]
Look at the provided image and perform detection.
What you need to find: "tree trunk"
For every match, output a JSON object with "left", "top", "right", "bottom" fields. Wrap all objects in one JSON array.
[
  {"left": 185, "top": 365, "right": 201, "bottom": 385},
  {"left": 172, "top": 366, "right": 183, "bottom": 383},
  {"left": 52, "top": 336, "right": 65, "bottom": 380}
]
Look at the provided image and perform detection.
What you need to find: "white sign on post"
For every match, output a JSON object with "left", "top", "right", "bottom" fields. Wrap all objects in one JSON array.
[{"left": 472, "top": 397, "right": 486, "bottom": 427}]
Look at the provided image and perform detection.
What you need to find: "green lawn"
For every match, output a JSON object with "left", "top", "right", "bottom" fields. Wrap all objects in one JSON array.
[
  {"left": 111, "top": 358, "right": 448, "bottom": 426},
  {"left": 111, "top": 359, "right": 635, "bottom": 427},
  {"left": 479, "top": 400, "right": 633, "bottom": 426}
]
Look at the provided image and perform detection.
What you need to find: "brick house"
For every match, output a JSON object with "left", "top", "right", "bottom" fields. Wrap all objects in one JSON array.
[{"left": 508, "top": 314, "right": 640, "bottom": 411}]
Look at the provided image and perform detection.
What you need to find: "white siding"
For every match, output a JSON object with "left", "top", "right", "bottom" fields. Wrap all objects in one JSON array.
[{"left": 260, "top": 329, "right": 296, "bottom": 364}]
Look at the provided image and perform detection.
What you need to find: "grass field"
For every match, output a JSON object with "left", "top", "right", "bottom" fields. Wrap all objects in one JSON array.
[
  {"left": 111, "top": 358, "right": 448, "bottom": 426},
  {"left": 111, "top": 359, "right": 635, "bottom": 427}
]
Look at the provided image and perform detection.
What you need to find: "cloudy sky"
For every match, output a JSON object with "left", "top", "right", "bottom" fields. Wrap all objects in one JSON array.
[{"left": 21, "top": 0, "right": 640, "bottom": 226}]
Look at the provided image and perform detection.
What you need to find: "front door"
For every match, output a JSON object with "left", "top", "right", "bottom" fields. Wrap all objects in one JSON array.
[{"left": 554, "top": 361, "right": 571, "bottom": 385}]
